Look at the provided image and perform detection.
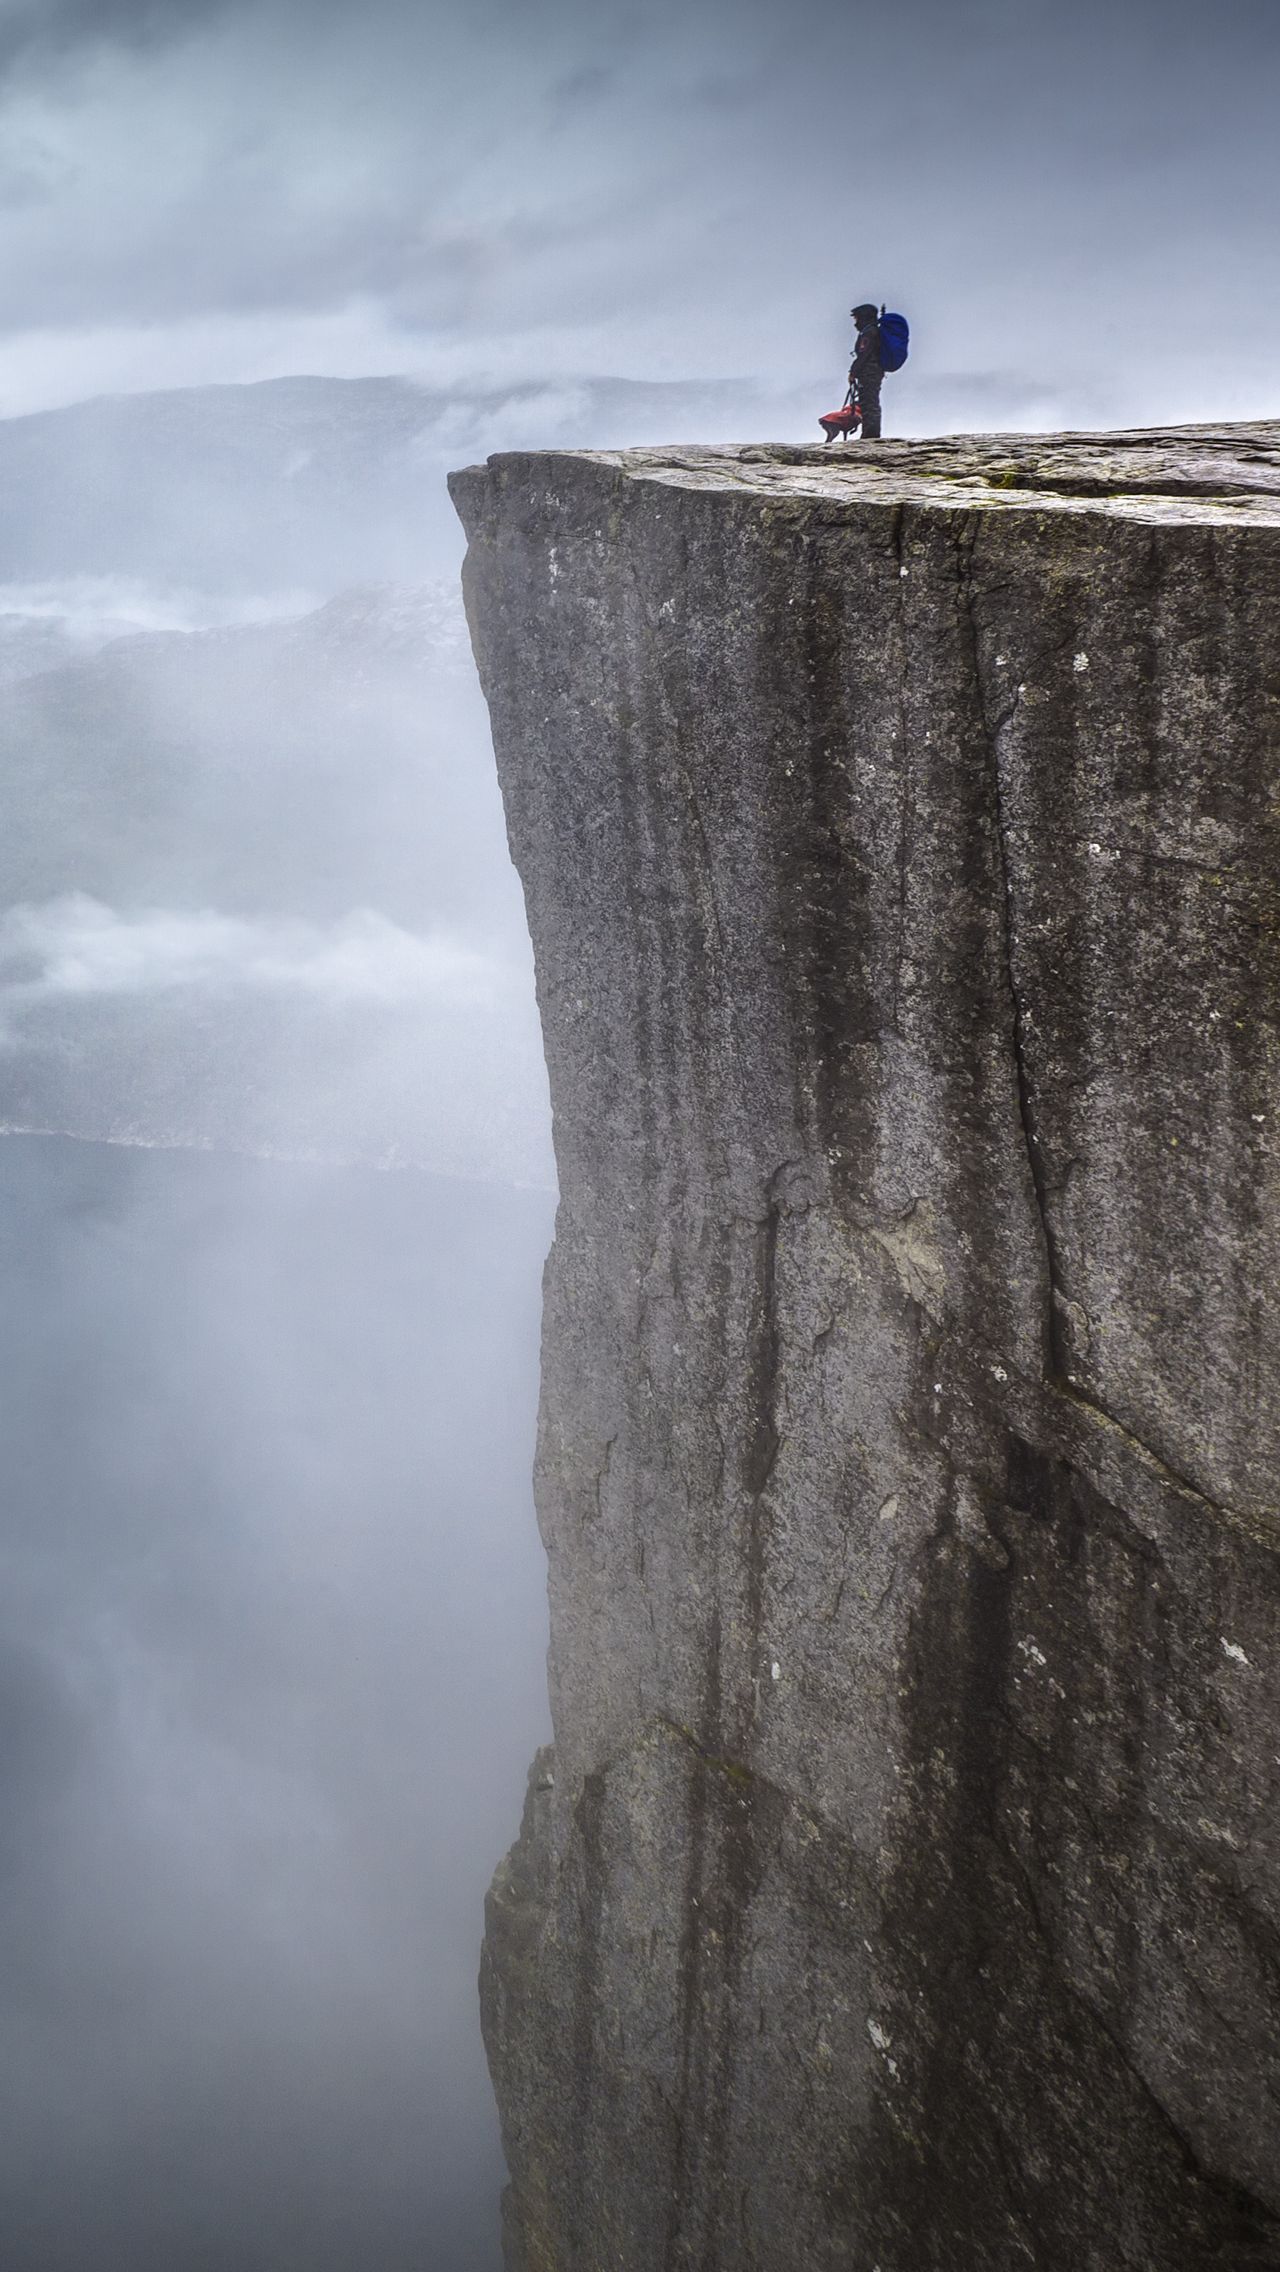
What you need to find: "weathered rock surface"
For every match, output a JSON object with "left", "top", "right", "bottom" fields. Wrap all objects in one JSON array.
[{"left": 450, "top": 428, "right": 1280, "bottom": 2271}]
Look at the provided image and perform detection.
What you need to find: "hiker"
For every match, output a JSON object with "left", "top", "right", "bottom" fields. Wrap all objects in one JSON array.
[
  {"left": 819, "top": 306, "right": 908, "bottom": 443},
  {"left": 849, "top": 302, "right": 883, "bottom": 439}
]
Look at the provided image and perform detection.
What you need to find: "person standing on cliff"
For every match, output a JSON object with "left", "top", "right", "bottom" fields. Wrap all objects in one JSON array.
[{"left": 849, "top": 302, "right": 883, "bottom": 439}]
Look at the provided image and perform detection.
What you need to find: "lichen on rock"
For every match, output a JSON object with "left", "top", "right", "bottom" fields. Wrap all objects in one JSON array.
[{"left": 451, "top": 429, "right": 1280, "bottom": 2271}]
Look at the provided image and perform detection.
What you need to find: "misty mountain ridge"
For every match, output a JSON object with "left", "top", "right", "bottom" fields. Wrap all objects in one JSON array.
[
  {"left": 0, "top": 576, "right": 550, "bottom": 1182},
  {"left": 0, "top": 370, "right": 817, "bottom": 595},
  {"left": 0, "top": 577, "right": 472, "bottom": 689},
  {"left": 0, "top": 580, "right": 484, "bottom": 915}
]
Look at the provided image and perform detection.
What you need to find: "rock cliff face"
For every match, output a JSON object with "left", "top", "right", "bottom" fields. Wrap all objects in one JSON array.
[{"left": 450, "top": 429, "right": 1280, "bottom": 2272}]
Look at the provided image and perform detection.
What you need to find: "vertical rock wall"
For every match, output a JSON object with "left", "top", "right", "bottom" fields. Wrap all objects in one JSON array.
[{"left": 451, "top": 432, "right": 1280, "bottom": 2272}]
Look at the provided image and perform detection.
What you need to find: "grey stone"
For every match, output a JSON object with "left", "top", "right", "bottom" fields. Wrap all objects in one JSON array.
[{"left": 450, "top": 429, "right": 1280, "bottom": 2271}]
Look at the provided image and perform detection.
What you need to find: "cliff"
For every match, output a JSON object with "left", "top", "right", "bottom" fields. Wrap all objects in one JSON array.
[{"left": 450, "top": 429, "right": 1280, "bottom": 2272}]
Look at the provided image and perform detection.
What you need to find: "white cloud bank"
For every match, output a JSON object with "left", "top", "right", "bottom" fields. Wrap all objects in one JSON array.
[
  {"left": 0, "top": 897, "right": 554, "bottom": 1186},
  {"left": 0, "top": 897, "right": 513, "bottom": 1014},
  {"left": 0, "top": 576, "right": 320, "bottom": 638}
]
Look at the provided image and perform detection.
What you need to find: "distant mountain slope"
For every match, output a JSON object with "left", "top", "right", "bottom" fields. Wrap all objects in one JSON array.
[
  {"left": 0, "top": 582, "right": 486, "bottom": 925},
  {"left": 0, "top": 583, "right": 551, "bottom": 1182},
  {"left": 0, "top": 372, "right": 810, "bottom": 594}
]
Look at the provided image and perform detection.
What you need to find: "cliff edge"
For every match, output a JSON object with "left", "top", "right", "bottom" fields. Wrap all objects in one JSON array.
[{"left": 451, "top": 429, "right": 1280, "bottom": 2271}]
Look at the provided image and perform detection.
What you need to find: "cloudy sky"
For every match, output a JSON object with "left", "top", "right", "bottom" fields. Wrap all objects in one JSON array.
[{"left": 0, "top": 0, "right": 1276, "bottom": 426}]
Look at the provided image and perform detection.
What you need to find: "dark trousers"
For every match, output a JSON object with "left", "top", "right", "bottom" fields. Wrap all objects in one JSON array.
[{"left": 858, "top": 367, "right": 883, "bottom": 439}]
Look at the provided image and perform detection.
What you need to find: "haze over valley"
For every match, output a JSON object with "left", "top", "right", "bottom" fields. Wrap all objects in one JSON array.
[{"left": 0, "top": 370, "right": 740, "bottom": 2267}]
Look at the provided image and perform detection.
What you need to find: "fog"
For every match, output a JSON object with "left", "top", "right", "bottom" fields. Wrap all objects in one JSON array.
[
  {"left": 3, "top": 357, "right": 842, "bottom": 2268},
  {"left": 0, "top": 1133, "right": 553, "bottom": 2270},
  {"left": 0, "top": 371, "right": 579, "bottom": 2268}
]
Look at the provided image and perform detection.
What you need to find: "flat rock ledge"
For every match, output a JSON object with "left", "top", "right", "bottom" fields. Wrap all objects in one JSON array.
[{"left": 451, "top": 427, "right": 1280, "bottom": 2272}]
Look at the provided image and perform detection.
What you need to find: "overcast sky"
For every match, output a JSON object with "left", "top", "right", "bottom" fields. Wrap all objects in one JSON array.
[{"left": 0, "top": 0, "right": 1275, "bottom": 425}]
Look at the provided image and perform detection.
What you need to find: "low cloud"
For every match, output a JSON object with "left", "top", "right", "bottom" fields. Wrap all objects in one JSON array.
[
  {"left": 0, "top": 1131, "right": 555, "bottom": 2269},
  {"left": 0, "top": 576, "right": 320, "bottom": 639},
  {"left": 0, "top": 898, "right": 511, "bottom": 1017},
  {"left": 0, "top": 896, "right": 553, "bottom": 1186}
]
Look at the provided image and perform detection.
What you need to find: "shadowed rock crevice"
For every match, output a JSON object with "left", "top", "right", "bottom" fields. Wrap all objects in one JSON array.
[
  {"left": 955, "top": 511, "right": 1066, "bottom": 1381},
  {"left": 453, "top": 428, "right": 1280, "bottom": 2272}
]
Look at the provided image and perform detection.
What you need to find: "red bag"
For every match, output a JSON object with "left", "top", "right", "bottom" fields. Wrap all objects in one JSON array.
[{"left": 819, "top": 400, "right": 860, "bottom": 443}]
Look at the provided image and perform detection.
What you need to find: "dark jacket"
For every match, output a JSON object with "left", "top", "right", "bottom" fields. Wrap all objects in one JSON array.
[
  {"left": 850, "top": 317, "right": 883, "bottom": 437},
  {"left": 850, "top": 318, "right": 883, "bottom": 387}
]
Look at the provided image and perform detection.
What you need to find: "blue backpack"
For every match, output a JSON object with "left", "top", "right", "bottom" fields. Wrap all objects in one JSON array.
[{"left": 879, "top": 310, "right": 910, "bottom": 373}]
